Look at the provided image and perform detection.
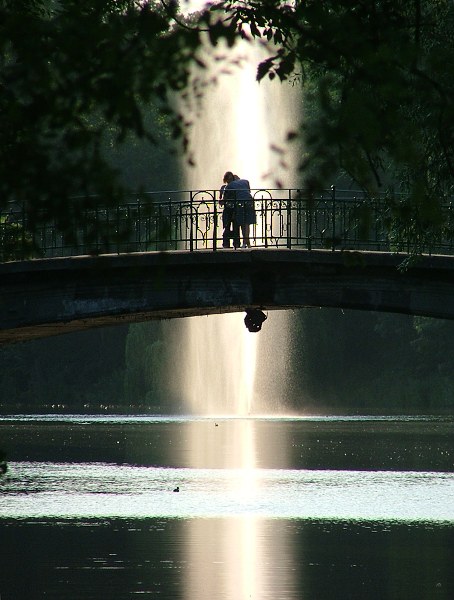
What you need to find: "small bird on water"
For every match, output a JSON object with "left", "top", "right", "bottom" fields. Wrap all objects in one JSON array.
[{"left": 173, "top": 486, "right": 180, "bottom": 492}]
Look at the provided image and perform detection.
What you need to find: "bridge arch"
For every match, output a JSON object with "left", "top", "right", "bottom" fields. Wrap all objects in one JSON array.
[{"left": 1, "top": 249, "right": 454, "bottom": 344}]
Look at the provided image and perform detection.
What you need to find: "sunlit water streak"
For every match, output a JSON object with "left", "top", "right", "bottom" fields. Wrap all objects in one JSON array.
[
  {"left": 175, "top": 3, "right": 302, "bottom": 594},
  {"left": 1, "top": 413, "right": 450, "bottom": 423},
  {"left": 1, "top": 414, "right": 453, "bottom": 598},
  {"left": 2, "top": 461, "right": 453, "bottom": 523}
]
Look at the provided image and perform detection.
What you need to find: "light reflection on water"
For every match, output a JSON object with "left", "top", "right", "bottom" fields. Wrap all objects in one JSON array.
[
  {"left": 1, "top": 415, "right": 454, "bottom": 599},
  {"left": 1, "top": 413, "right": 449, "bottom": 422},
  {"left": 2, "top": 461, "right": 453, "bottom": 522}
]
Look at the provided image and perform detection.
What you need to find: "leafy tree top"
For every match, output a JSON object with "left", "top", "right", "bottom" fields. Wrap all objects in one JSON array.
[
  {"left": 2, "top": 0, "right": 454, "bottom": 251},
  {"left": 0, "top": 0, "right": 235, "bottom": 225},
  {"left": 218, "top": 1, "right": 454, "bottom": 200}
]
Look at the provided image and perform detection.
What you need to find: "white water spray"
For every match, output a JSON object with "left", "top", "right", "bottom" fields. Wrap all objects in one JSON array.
[
  {"left": 180, "top": 1, "right": 301, "bottom": 417},
  {"left": 176, "top": 6, "right": 300, "bottom": 597}
]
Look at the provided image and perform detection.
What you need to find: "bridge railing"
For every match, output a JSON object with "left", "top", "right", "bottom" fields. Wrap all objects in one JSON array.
[{"left": 2, "top": 187, "right": 454, "bottom": 261}]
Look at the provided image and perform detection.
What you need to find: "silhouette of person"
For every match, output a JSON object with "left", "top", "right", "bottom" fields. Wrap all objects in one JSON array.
[
  {"left": 222, "top": 171, "right": 256, "bottom": 248},
  {"left": 219, "top": 171, "right": 240, "bottom": 248}
]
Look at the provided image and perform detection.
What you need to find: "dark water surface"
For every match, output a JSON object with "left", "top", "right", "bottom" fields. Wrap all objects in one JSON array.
[{"left": 1, "top": 415, "right": 453, "bottom": 599}]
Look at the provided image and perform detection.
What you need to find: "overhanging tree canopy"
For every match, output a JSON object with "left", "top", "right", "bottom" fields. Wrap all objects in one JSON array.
[
  {"left": 0, "top": 0, "right": 235, "bottom": 229},
  {"left": 2, "top": 0, "right": 454, "bottom": 249},
  {"left": 218, "top": 1, "right": 454, "bottom": 199}
]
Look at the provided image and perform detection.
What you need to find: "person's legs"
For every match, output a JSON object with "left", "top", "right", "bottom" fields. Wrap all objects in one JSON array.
[
  {"left": 241, "top": 224, "right": 251, "bottom": 247},
  {"left": 222, "top": 206, "right": 233, "bottom": 247},
  {"left": 232, "top": 216, "right": 240, "bottom": 248}
]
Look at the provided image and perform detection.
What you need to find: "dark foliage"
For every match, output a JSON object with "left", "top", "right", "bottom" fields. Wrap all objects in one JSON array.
[
  {"left": 215, "top": 1, "right": 454, "bottom": 251},
  {"left": 292, "top": 308, "right": 454, "bottom": 412},
  {"left": 0, "top": 0, "right": 234, "bottom": 232},
  {"left": 0, "top": 326, "right": 129, "bottom": 409}
]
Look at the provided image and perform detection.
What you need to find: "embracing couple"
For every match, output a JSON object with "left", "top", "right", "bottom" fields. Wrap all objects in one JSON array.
[{"left": 219, "top": 171, "right": 257, "bottom": 249}]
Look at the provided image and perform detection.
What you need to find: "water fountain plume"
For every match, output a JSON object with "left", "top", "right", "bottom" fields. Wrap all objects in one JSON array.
[
  {"left": 175, "top": 5, "right": 301, "bottom": 599},
  {"left": 179, "top": 4, "right": 301, "bottom": 417}
]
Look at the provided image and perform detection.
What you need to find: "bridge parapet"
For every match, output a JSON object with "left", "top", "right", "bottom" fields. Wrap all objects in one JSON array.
[{"left": 2, "top": 187, "right": 454, "bottom": 262}]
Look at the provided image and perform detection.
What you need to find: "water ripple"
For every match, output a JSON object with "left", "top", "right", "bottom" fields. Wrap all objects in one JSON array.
[{"left": 1, "top": 461, "right": 453, "bottom": 523}]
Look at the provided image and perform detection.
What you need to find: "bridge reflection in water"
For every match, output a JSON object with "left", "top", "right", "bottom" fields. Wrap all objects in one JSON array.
[{"left": 4, "top": 186, "right": 454, "bottom": 261}]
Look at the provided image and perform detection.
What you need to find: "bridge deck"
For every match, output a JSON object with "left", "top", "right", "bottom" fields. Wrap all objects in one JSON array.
[{"left": 2, "top": 248, "right": 454, "bottom": 344}]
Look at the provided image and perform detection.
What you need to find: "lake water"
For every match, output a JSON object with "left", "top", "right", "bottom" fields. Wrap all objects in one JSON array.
[{"left": 1, "top": 414, "right": 453, "bottom": 599}]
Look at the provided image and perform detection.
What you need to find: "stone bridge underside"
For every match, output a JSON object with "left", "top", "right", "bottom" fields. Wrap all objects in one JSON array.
[{"left": 2, "top": 249, "right": 454, "bottom": 344}]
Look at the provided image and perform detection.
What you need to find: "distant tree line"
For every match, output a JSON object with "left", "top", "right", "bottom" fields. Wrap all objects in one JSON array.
[
  {"left": 1, "top": 311, "right": 453, "bottom": 414},
  {"left": 0, "top": 327, "right": 129, "bottom": 411},
  {"left": 288, "top": 309, "right": 454, "bottom": 413}
]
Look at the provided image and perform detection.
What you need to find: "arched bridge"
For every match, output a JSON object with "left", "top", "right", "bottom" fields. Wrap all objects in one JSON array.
[
  {"left": 2, "top": 249, "right": 454, "bottom": 344},
  {"left": 3, "top": 187, "right": 454, "bottom": 344}
]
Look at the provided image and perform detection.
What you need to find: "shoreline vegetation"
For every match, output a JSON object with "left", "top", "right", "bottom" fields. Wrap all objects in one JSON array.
[{"left": 1, "top": 309, "right": 454, "bottom": 416}]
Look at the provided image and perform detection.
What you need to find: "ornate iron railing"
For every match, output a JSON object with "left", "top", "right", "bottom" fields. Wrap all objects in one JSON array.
[{"left": 2, "top": 187, "right": 454, "bottom": 261}]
